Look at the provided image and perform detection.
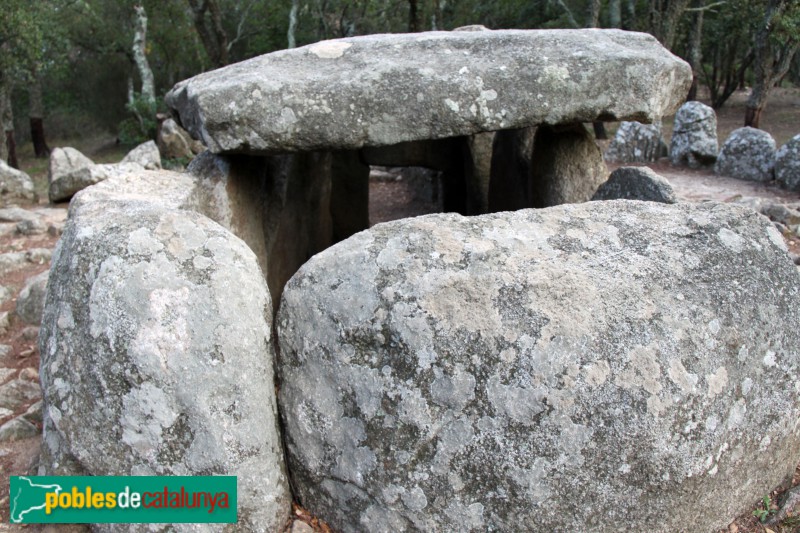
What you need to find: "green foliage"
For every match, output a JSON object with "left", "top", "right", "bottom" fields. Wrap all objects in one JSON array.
[
  {"left": 753, "top": 494, "right": 775, "bottom": 522},
  {"left": 118, "top": 93, "right": 158, "bottom": 145}
]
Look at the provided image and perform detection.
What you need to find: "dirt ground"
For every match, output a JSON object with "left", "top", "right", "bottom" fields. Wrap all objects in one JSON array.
[{"left": 2, "top": 87, "right": 800, "bottom": 532}]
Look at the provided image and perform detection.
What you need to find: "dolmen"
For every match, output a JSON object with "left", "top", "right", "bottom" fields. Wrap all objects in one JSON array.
[{"left": 38, "top": 29, "right": 800, "bottom": 533}]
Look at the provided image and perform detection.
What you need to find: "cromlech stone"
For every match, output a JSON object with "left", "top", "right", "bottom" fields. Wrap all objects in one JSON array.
[
  {"left": 166, "top": 29, "right": 691, "bottom": 154},
  {"left": 120, "top": 140, "right": 162, "bottom": 170},
  {"left": 592, "top": 166, "right": 677, "bottom": 203},
  {"left": 39, "top": 194, "right": 291, "bottom": 532},
  {"left": 775, "top": 134, "right": 800, "bottom": 191},
  {"left": 604, "top": 121, "right": 667, "bottom": 163},
  {"left": 715, "top": 127, "right": 777, "bottom": 182},
  {"left": 669, "top": 101, "right": 718, "bottom": 168},
  {"left": 277, "top": 201, "right": 800, "bottom": 533},
  {"left": 529, "top": 124, "right": 607, "bottom": 206}
]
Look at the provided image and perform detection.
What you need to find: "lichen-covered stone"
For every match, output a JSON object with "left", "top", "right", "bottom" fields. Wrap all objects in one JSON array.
[
  {"left": 604, "top": 121, "right": 667, "bottom": 163},
  {"left": 0, "top": 159, "right": 36, "bottom": 205},
  {"left": 775, "top": 134, "right": 800, "bottom": 191},
  {"left": 167, "top": 29, "right": 691, "bottom": 154},
  {"left": 592, "top": 166, "right": 677, "bottom": 203},
  {"left": 669, "top": 101, "right": 718, "bottom": 168},
  {"left": 39, "top": 199, "right": 291, "bottom": 532},
  {"left": 277, "top": 201, "right": 800, "bottom": 533},
  {"left": 120, "top": 140, "right": 162, "bottom": 170},
  {"left": 715, "top": 127, "right": 776, "bottom": 182},
  {"left": 16, "top": 270, "right": 49, "bottom": 326}
]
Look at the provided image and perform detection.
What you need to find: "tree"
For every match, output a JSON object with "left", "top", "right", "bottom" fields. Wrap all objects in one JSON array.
[
  {"left": 650, "top": 0, "right": 691, "bottom": 50},
  {"left": 745, "top": 0, "right": 800, "bottom": 127}
]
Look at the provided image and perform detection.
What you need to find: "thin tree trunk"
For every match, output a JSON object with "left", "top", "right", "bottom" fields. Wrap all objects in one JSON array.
[
  {"left": 586, "top": 0, "right": 601, "bottom": 27},
  {"left": 622, "top": 0, "right": 635, "bottom": 29},
  {"left": 432, "top": 0, "right": 442, "bottom": 29},
  {"left": 408, "top": 0, "right": 419, "bottom": 32},
  {"left": 651, "top": 0, "right": 690, "bottom": 51},
  {"left": 187, "top": 0, "right": 229, "bottom": 68},
  {"left": 609, "top": 0, "right": 621, "bottom": 28},
  {"left": 1, "top": 82, "right": 17, "bottom": 168},
  {"left": 288, "top": 0, "right": 299, "bottom": 48},
  {"left": 745, "top": 0, "right": 799, "bottom": 128},
  {"left": 29, "top": 71, "right": 49, "bottom": 158},
  {"left": 686, "top": 0, "right": 705, "bottom": 101},
  {"left": 133, "top": 5, "right": 156, "bottom": 104}
]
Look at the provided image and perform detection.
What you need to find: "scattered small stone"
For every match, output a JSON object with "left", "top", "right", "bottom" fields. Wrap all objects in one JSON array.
[
  {"left": 0, "top": 344, "right": 11, "bottom": 359},
  {"left": 47, "top": 223, "right": 64, "bottom": 237},
  {"left": 0, "top": 407, "right": 13, "bottom": 419},
  {"left": 0, "top": 416, "right": 40, "bottom": 442},
  {"left": 19, "top": 367, "right": 39, "bottom": 382},
  {"left": 17, "top": 271, "right": 49, "bottom": 326},
  {"left": 18, "top": 348, "right": 35, "bottom": 358},
  {"left": 16, "top": 218, "right": 47, "bottom": 236},
  {"left": 0, "top": 284, "right": 11, "bottom": 306},
  {"left": 0, "top": 311, "right": 10, "bottom": 336},
  {"left": 0, "top": 159, "right": 36, "bottom": 205},
  {"left": 22, "top": 400, "right": 42, "bottom": 424},
  {"left": 761, "top": 203, "right": 800, "bottom": 227},
  {"left": 290, "top": 521, "right": 314, "bottom": 533},
  {"left": 0, "top": 368, "right": 15, "bottom": 383},
  {"left": 0, "top": 207, "right": 39, "bottom": 223},
  {"left": 25, "top": 248, "right": 52, "bottom": 264},
  {"left": 20, "top": 326, "right": 40, "bottom": 341},
  {"left": 0, "top": 378, "right": 42, "bottom": 411}
]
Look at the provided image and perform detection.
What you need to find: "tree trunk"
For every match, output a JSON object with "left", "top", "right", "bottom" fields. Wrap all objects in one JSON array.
[
  {"left": 586, "top": 0, "right": 601, "bottom": 27},
  {"left": 187, "top": 0, "right": 230, "bottom": 68},
  {"left": 133, "top": 5, "right": 156, "bottom": 104},
  {"left": 651, "top": 0, "right": 690, "bottom": 51},
  {"left": 432, "top": 0, "right": 443, "bottom": 29},
  {"left": 745, "top": 0, "right": 800, "bottom": 128},
  {"left": 288, "top": 0, "right": 299, "bottom": 48},
  {"left": 609, "top": 0, "right": 622, "bottom": 28},
  {"left": 686, "top": 0, "right": 705, "bottom": 101},
  {"left": 1, "top": 82, "right": 17, "bottom": 168},
  {"left": 622, "top": 0, "right": 636, "bottom": 29},
  {"left": 29, "top": 72, "right": 50, "bottom": 158},
  {"left": 408, "top": 0, "right": 419, "bottom": 32}
]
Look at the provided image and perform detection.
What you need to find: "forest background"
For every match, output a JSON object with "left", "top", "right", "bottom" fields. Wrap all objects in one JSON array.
[{"left": 0, "top": 0, "right": 798, "bottom": 167}]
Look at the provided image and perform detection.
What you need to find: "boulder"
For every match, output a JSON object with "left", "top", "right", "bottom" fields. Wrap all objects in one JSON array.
[
  {"left": 120, "top": 140, "right": 162, "bottom": 170},
  {"left": 158, "top": 118, "right": 204, "bottom": 159},
  {"left": 775, "top": 134, "right": 800, "bottom": 191},
  {"left": 715, "top": 127, "right": 776, "bottom": 182},
  {"left": 604, "top": 121, "right": 667, "bottom": 163},
  {"left": 166, "top": 29, "right": 691, "bottom": 154},
  {"left": 669, "top": 101, "right": 718, "bottom": 168},
  {"left": 16, "top": 270, "right": 49, "bottom": 326},
  {"left": 0, "top": 379, "right": 41, "bottom": 412},
  {"left": 48, "top": 147, "right": 99, "bottom": 203},
  {"left": 530, "top": 124, "right": 607, "bottom": 206},
  {"left": 0, "top": 160, "right": 36, "bottom": 205},
  {"left": 592, "top": 166, "right": 677, "bottom": 203},
  {"left": 277, "top": 201, "right": 800, "bottom": 533},
  {"left": 39, "top": 199, "right": 291, "bottom": 532}
]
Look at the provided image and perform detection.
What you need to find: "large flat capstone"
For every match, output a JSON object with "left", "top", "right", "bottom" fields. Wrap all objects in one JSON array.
[
  {"left": 277, "top": 201, "right": 800, "bottom": 532},
  {"left": 166, "top": 29, "right": 691, "bottom": 154}
]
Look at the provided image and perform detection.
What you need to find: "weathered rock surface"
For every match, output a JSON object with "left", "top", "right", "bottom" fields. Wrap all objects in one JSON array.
[
  {"left": 0, "top": 249, "right": 52, "bottom": 277},
  {"left": 0, "top": 379, "right": 42, "bottom": 412},
  {"left": 0, "top": 160, "right": 36, "bottom": 205},
  {"left": 715, "top": 127, "right": 776, "bottom": 182},
  {"left": 49, "top": 159, "right": 143, "bottom": 203},
  {"left": 48, "top": 147, "right": 97, "bottom": 203},
  {"left": 776, "top": 134, "right": 800, "bottom": 191},
  {"left": 530, "top": 124, "right": 607, "bottom": 206},
  {"left": 604, "top": 121, "right": 667, "bottom": 163},
  {"left": 39, "top": 199, "right": 291, "bottom": 531},
  {"left": 0, "top": 206, "right": 40, "bottom": 223},
  {"left": 16, "top": 270, "right": 49, "bottom": 326},
  {"left": 278, "top": 201, "right": 800, "bottom": 533},
  {"left": 121, "top": 140, "right": 162, "bottom": 170},
  {"left": 669, "top": 101, "right": 718, "bottom": 168},
  {"left": 167, "top": 29, "right": 691, "bottom": 154},
  {"left": 592, "top": 166, "right": 677, "bottom": 203},
  {"left": 158, "top": 118, "right": 204, "bottom": 159},
  {"left": 0, "top": 416, "right": 39, "bottom": 442}
]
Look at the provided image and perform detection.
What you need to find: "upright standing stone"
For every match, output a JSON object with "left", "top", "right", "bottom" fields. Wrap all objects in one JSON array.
[
  {"left": 715, "top": 127, "right": 776, "bottom": 182},
  {"left": 530, "top": 124, "right": 607, "bottom": 207},
  {"left": 604, "top": 121, "right": 667, "bottom": 163},
  {"left": 775, "top": 134, "right": 800, "bottom": 191},
  {"left": 669, "top": 101, "right": 718, "bottom": 168}
]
